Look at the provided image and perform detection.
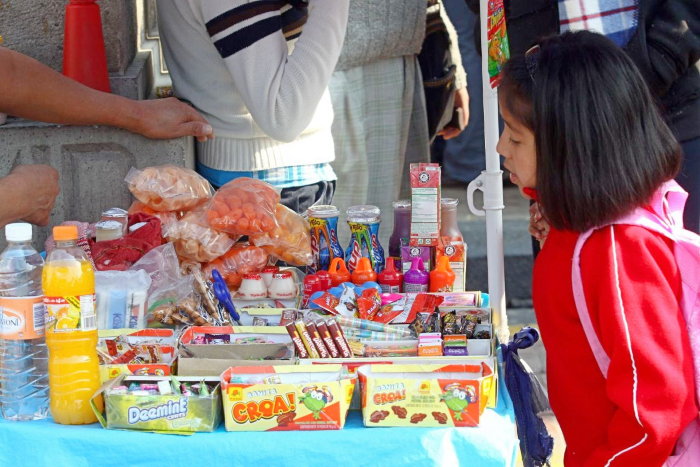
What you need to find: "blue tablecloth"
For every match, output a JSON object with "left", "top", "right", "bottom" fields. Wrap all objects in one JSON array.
[{"left": 0, "top": 371, "right": 517, "bottom": 467}]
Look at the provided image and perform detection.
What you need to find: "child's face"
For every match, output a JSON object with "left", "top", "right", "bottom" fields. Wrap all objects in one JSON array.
[{"left": 497, "top": 103, "right": 537, "bottom": 198}]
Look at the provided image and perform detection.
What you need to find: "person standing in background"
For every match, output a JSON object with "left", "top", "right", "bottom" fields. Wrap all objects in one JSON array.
[{"left": 329, "top": 0, "right": 468, "bottom": 247}]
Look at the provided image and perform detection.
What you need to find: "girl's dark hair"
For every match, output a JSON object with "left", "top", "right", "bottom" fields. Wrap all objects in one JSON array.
[{"left": 500, "top": 31, "right": 681, "bottom": 232}]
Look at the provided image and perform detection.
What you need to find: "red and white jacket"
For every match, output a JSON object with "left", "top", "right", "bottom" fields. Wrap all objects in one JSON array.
[{"left": 533, "top": 224, "right": 699, "bottom": 466}]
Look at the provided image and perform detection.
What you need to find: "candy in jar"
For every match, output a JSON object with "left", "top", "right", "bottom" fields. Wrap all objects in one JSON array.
[
  {"left": 344, "top": 205, "right": 385, "bottom": 274},
  {"left": 307, "top": 205, "right": 344, "bottom": 274}
]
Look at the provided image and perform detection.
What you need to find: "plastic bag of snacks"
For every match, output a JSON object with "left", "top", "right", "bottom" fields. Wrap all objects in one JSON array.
[
  {"left": 163, "top": 210, "right": 236, "bottom": 263},
  {"left": 203, "top": 243, "right": 270, "bottom": 289},
  {"left": 250, "top": 204, "right": 313, "bottom": 266},
  {"left": 206, "top": 178, "right": 280, "bottom": 235},
  {"left": 125, "top": 165, "right": 213, "bottom": 212},
  {"left": 128, "top": 200, "right": 180, "bottom": 226}
]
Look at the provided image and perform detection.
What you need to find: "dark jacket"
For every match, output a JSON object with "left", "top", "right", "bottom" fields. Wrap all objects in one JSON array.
[{"left": 466, "top": 0, "right": 700, "bottom": 142}]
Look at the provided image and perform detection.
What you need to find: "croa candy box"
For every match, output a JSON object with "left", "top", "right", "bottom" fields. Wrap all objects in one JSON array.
[
  {"left": 358, "top": 362, "right": 494, "bottom": 428},
  {"left": 97, "top": 329, "right": 178, "bottom": 383},
  {"left": 220, "top": 365, "right": 356, "bottom": 431},
  {"left": 91, "top": 375, "right": 222, "bottom": 434}
]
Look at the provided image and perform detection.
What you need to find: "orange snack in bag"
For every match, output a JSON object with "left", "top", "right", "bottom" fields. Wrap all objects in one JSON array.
[
  {"left": 250, "top": 204, "right": 312, "bottom": 266},
  {"left": 163, "top": 210, "right": 236, "bottom": 263},
  {"left": 125, "top": 165, "right": 213, "bottom": 212},
  {"left": 206, "top": 178, "right": 280, "bottom": 236},
  {"left": 128, "top": 200, "right": 180, "bottom": 226},
  {"left": 203, "top": 243, "right": 271, "bottom": 289}
]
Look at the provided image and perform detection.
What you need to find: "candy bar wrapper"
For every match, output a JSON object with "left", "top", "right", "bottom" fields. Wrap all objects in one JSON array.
[
  {"left": 326, "top": 318, "right": 353, "bottom": 358},
  {"left": 314, "top": 320, "right": 340, "bottom": 358},
  {"left": 460, "top": 315, "right": 479, "bottom": 339},
  {"left": 335, "top": 285, "right": 358, "bottom": 317},
  {"left": 312, "top": 292, "right": 341, "bottom": 315},
  {"left": 335, "top": 315, "right": 412, "bottom": 338},
  {"left": 402, "top": 294, "right": 445, "bottom": 324},
  {"left": 279, "top": 309, "right": 298, "bottom": 327},
  {"left": 295, "top": 320, "right": 321, "bottom": 359},
  {"left": 285, "top": 322, "right": 310, "bottom": 359},
  {"left": 305, "top": 321, "right": 331, "bottom": 359},
  {"left": 252, "top": 317, "right": 269, "bottom": 326}
]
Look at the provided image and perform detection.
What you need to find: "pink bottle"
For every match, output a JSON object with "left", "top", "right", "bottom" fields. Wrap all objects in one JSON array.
[{"left": 403, "top": 257, "right": 429, "bottom": 293}]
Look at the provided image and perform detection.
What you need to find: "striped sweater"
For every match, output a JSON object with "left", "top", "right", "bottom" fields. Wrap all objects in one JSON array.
[{"left": 157, "top": 0, "right": 350, "bottom": 172}]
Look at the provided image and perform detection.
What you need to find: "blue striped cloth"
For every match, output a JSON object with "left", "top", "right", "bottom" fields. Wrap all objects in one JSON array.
[
  {"left": 558, "top": 0, "right": 639, "bottom": 48},
  {"left": 197, "top": 161, "right": 337, "bottom": 189}
]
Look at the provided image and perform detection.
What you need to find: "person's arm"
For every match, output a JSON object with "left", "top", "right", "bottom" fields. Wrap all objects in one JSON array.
[
  {"left": 580, "top": 226, "right": 697, "bottom": 466},
  {"left": 195, "top": 0, "right": 349, "bottom": 143},
  {"left": 0, "top": 165, "right": 59, "bottom": 228},
  {"left": 0, "top": 47, "right": 214, "bottom": 142},
  {"left": 628, "top": 0, "right": 700, "bottom": 98},
  {"left": 438, "top": 1, "right": 470, "bottom": 140}
]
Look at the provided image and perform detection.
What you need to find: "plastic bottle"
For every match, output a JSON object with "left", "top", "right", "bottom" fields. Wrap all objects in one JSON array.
[
  {"left": 352, "top": 258, "right": 378, "bottom": 286},
  {"left": 302, "top": 274, "right": 321, "bottom": 309},
  {"left": 429, "top": 256, "right": 456, "bottom": 293},
  {"left": 328, "top": 258, "right": 351, "bottom": 287},
  {"left": 345, "top": 205, "right": 385, "bottom": 273},
  {"left": 440, "top": 198, "right": 464, "bottom": 242},
  {"left": 43, "top": 225, "right": 101, "bottom": 425},
  {"left": 389, "top": 200, "right": 411, "bottom": 261},
  {"left": 315, "top": 270, "right": 332, "bottom": 291},
  {"left": 0, "top": 223, "right": 49, "bottom": 421},
  {"left": 404, "top": 257, "right": 429, "bottom": 293},
  {"left": 307, "top": 205, "right": 344, "bottom": 274},
  {"left": 377, "top": 257, "right": 404, "bottom": 293}
]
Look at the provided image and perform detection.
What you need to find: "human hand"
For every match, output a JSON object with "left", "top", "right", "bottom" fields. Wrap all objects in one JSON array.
[
  {"left": 529, "top": 202, "right": 550, "bottom": 246},
  {"left": 10, "top": 165, "right": 59, "bottom": 227},
  {"left": 439, "top": 87, "right": 470, "bottom": 140},
  {"left": 130, "top": 98, "right": 215, "bottom": 143}
]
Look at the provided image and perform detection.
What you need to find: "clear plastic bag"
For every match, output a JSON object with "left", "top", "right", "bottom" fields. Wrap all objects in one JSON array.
[
  {"left": 95, "top": 270, "right": 152, "bottom": 330},
  {"left": 128, "top": 200, "right": 180, "bottom": 226},
  {"left": 129, "top": 243, "right": 181, "bottom": 296},
  {"left": 202, "top": 242, "right": 271, "bottom": 290},
  {"left": 205, "top": 178, "right": 280, "bottom": 236},
  {"left": 250, "top": 204, "right": 313, "bottom": 266},
  {"left": 125, "top": 165, "right": 213, "bottom": 212},
  {"left": 163, "top": 210, "right": 236, "bottom": 262}
]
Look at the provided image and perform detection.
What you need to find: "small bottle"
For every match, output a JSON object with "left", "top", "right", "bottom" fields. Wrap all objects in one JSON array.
[
  {"left": 440, "top": 198, "right": 464, "bottom": 242},
  {"left": 268, "top": 271, "right": 297, "bottom": 299},
  {"left": 260, "top": 266, "right": 279, "bottom": 288},
  {"left": 404, "top": 257, "right": 429, "bottom": 293},
  {"left": 100, "top": 208, "right": 129, "bottom": 235},
  {"left": 328, "top": 258, "right": 351, "bottom": 287},
  {"left": 238, "top": 274, "right": 268, "bottom": 300},
  {"left": 0, "top": 223, "right": 49, "bottom": 421},
  {"left": 352, "top": 257, "right": 377, "bottom": 286},
  {"left": 302, "top": 274, "right": 321, "bottom": 309},
  {"left": 429, "top": 256, "right": 456, "bottom": 293},
  {"left": 315, "top": 270, "right": 332, "bottom": 291},
  {"left": 94, "top": 220, "right": 123, "bottom": 242},
  {"left": 377, "top": 257, "right": 403, "bottom": 293},
  {"left": 389, "top": 200, "right": 411, "bottom": 265}
]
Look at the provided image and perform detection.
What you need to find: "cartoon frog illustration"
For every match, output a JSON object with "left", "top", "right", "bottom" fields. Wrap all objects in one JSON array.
[
  {"left": 440, "top": 383, "right": 477, "bottom": 421},
  {"left": 300, "top": 386, "right": 333, "bottom": 420}
]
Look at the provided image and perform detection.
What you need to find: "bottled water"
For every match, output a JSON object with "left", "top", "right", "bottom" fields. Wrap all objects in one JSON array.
[{"left": 0, "top": 223, "right": 49, "bottom": 421}]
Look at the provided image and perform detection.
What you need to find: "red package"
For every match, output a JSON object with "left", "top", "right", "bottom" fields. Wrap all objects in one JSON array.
[
  {"left": 90, "top": 213, "right": 162, "bottom": 271},
  {"left": 202, "top": 243, "right": 271, "bottom": 290},
  {"left": 205, "top": 178, "right": 280, "bottom": 236},
  {"left": 312, "top": 292, "right": 340, "bottom": 314},
  {"left": 372, "top": 304, "right": 405, "bottom": 324},
  {"left": 404, "top": 293, "right": 445, "bottom": 324},
  {"left": 357, "top": 288, "right": 381, "bottom": 320}
]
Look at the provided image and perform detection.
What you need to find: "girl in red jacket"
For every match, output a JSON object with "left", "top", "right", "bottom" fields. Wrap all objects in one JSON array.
[{"left": 498, "top": 31, "right": 699, "bottom": 466}]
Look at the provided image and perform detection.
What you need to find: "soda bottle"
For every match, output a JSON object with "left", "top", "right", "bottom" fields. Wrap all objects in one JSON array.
[
  {"left": 429, "top": 256, "right": 456, "bottom": 293},
  {"left": 0, "top": 223, "right": 49, "bottom": 421},
  {"left": 43, "top": 225, "right": 101, "bottom": 425}
]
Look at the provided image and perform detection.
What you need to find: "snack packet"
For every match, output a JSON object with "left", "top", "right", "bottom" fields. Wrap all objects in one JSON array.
[
  {"left": 249, "top": 204, "right": 313, "bottom": 266},
  {"left": 128, "top": 200, "right": 180, "bottom": 227},
  {"left": 206, "top": 178, "right": 280, "bottom": 236},
  {"left": 125, "top": 165, "right": 213, "bottom": 212},
  {"left": 163, "top": 210, "right": 236, "bottom": 262},
  {"left": 202, "top": 243, "right": 271, "bottom": 290}
]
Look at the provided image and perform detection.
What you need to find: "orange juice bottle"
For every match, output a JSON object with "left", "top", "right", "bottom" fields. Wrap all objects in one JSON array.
[{"left": 42, "top": 226, "right": 101, "bottom": 425}]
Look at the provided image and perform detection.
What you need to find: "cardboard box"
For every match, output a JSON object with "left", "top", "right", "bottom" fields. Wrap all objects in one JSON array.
[
  {"left": 410, "top": 163, "right": 441, "bottom": 247},
  {"left": 358, "top": 362, "right": 494, "bottom": 427},
  {"left": 98, "top": 329, "right": 178, "bottom": 383},
  {"left": 220, "top": 365, "right": 356, "bottom": 431},
  {"left": 400, "top": 238, "right": 434, "bottom": 275},
  {"left": 178, "top": 326, "right": 296, "bottom": 377},
  {"left": 91, "top": 375, "right": 222, "bottom": 434},
  {"left": 436, "top": 238, "right": 467, "bottom": 292}
]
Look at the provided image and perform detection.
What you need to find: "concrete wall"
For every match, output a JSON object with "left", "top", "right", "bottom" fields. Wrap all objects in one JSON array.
[
  {"left": 0, "top": 119, "right": 194, "bottom": 250},
  {"left": 0, "top": 0, "right": 136, "bottom": 74}
]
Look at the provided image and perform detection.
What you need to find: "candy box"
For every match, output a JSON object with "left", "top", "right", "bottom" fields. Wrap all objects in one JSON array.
[
  {"left": 358, "top": 362, "right": 494, "bottom": 428},
  {"left": 436, "top": 238, "right": 467, "bottom": 292},
  {"left": 237, "top": 308, "right": 299, "bottom": 326},
  {"left": 178, "top": 326, "right": 296, "bottom": 377},
  {"left": 91, "top": 375, "right": 222, "bottom": 434},
  {"left": 409, "top": 163, "right": 441, "bottom": 247},
  {"left": 98, "top": 329, "right": 178, "bottom": 383},
  {"left": 400, "top": 238, "right": 434, "bottom": 275},
  {"left": 220, "top": 365, "right": 356, "bottom": 431}
]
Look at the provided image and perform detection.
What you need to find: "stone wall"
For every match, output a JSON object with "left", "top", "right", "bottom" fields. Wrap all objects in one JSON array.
[{"left": 0, "top": 0, "right": 136, "bottom": 74}]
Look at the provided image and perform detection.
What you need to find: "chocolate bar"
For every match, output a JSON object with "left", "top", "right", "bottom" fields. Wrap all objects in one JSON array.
[
  {"left": 305, "top": 321, "right": 330, "bottom": 359},
  {"left": 326, "top": 318, "right": 352, "bottom": 358},
  {"left": 285, "top": 322, "right": 309, "bottom": 359}
]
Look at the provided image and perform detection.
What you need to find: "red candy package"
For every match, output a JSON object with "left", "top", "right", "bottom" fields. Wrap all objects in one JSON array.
[
  {"left": 312, "top": 292, "right": 340, "bottom": 314},
  {"left": 357, "top": 288, "right": 381, "bottom": 320},
  {"left": 404, "top": 293, "right": 445, "bottom": 324},
  {"left": 206, "top": 178, "right": 280, "bottom": 236}
]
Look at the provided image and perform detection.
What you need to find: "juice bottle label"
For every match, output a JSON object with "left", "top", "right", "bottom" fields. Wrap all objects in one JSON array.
[
  {"left": 44, "top": 294, "right": 97, "bottom": 332},
  {"left": 0, "top": 296, "right": 45, "bottom": 340}
]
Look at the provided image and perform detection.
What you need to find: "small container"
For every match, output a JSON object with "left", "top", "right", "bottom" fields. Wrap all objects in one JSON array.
[
  {"left": 101, "top": 207, "right": 129, "bottom": 235},
  {"left": 95, "top": 220, "right": 124, "bottom": 242},
  {"left": 377, "top": 257, "right": 403, "bottom": 293},
  {"left": 328, "top": 258, "right": 351, "bottom": 287},
  {"left": 429, "top": 256, "right": 456, "bottom": 293},
  {"left": 268, "top": 271, "right": 297, "bottom": 299},
  {"left": 352, "top": 257, "right": 377, "bottom": 286},
  {"left": 237, "top": 274, "right": 268, "bottom": 300},
  {"left": 302, "top": 274, "right": 321, "bottom": 309},
  {"left": 404, "top": 257, "right": 429, "bottom": 293},
  {"left": 440, "top": 198, "right": 463, "bottom": 242},
  {"left": 315, "top": 270, "right": 332, "bottom": 291},
  {"left": 260, "top": 266, "right": 279, "bottom": 288}
]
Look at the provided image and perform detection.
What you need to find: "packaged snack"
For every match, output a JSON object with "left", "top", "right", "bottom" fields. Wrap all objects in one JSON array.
[
  {"left": 203, "top": 243, "right": 271, "bottom": 290},
  {"left": 326, "top": 318, "right": 353, "bottom": 358},
  {"left": 206, "top": 178, "right": 280, "bottom": 236},
  {"left": 311, "top": 292, "right": 340, "bottom": 314},
  {"left": 362, "top": 340, "right": 419, "bottom": 358},
  {"left": 314, "top": 320, "right": 340, "bottom": 358},
  {"left": 285, "top": 322, "right": 310, "bottom": 359},
  {"left": 305, "top": 321, "right": 330, "bottom": 359},
  {"left": 128, "top": 200, "right": 180, "bottom": 227},
  {"left": 295, "top": 320, "right": 320, "bottom": 359},
  {"left": 125, "top": 165, "right": 213, "bottom": 212},
  {"left": 335, "top": 315, "right": 412, "bottom": 338},
  {"left": 250, "top": 204, "right": 313, "bottom": 266},
  {"left": 164, "top": 210, "right": 236, "bottom": 263}
]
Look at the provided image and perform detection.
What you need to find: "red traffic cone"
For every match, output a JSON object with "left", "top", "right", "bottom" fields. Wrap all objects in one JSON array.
[{"left": 62, "top": 0, "right": 111, "bottom": 93}]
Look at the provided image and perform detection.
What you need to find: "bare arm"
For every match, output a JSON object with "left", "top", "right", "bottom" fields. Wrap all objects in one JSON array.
[
  {"left": 0, "top": 165, "right": 59, "bottom": 229},
  {"left": 0, "top": 47, "right": 214, "bottom": 141}
]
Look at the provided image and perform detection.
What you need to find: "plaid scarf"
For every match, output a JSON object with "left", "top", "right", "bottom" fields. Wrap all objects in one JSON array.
[{"left": 558, "top": 0, "right": 639, "bottom": 48}]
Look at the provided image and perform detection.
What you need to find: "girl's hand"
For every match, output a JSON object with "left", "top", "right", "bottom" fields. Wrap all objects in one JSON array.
[{"left": 529, "top": 202, "right": 550, "bottom": 246}]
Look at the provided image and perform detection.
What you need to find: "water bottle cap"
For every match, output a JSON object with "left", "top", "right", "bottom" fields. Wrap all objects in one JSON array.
[{"left": 5, "top": 222, "right": 32, "bottom": 242}]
